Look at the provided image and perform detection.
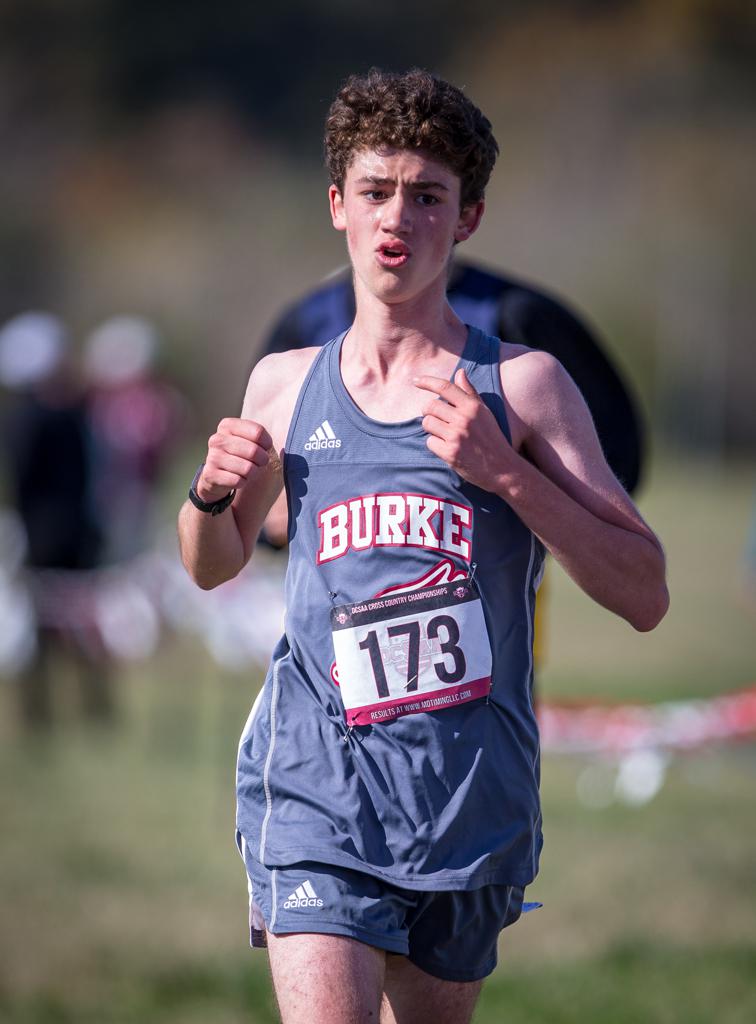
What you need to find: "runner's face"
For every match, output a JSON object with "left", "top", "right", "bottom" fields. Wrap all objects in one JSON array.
[{"left": 329, "top": 148, "right": 483, "bottom": 305}]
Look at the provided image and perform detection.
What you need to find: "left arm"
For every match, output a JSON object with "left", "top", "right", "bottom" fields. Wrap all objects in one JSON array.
[{"left": 416, "top": 352, "right": 669, "bottom": 632}]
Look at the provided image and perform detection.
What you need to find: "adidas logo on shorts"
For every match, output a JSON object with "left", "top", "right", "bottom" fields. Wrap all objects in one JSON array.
[
  {"left": 305, "top": 420, "right": 342, "bottom": 451},
  {"left": 283, "top": 879, "right": 324, "bottom": 909}
]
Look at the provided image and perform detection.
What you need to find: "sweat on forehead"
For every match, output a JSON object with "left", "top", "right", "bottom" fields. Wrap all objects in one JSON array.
[
  {"left": 324, "top": 67, "right": 499, "bottom": 209},
  {"left": 347, "top": 149, "right": 457, "bottom": 189}
]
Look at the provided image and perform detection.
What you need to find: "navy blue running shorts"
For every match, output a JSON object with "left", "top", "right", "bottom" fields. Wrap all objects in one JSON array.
[{"left": 237, "top": 832, "right": 534, "bottom": 983}]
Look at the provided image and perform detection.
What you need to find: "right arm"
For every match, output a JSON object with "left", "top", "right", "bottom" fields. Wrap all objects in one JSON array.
[
  {"left": 177, "top": 348, "right": 317, "bottom": 589},
  {"left": 178, "top": 416, "right": 282, "bottom": 589}
]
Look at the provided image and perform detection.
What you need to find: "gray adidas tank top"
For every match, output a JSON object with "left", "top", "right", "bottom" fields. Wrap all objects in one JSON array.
[{"left": 237, "top": 327, "right": 545, "bottom": 890}]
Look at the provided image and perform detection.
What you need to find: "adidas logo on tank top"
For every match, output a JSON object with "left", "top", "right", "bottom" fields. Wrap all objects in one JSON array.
[
  {"left": 282, "top": 879, "right": 324, "bottom": 909},
  {"left": 305, "top": 419, "right": 342, "bottom": 451}
]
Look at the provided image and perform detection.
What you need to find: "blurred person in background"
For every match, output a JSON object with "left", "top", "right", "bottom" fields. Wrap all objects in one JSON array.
[
  {"left": 84, "top": 315, "right": 185, "bottom": 566},
  {"left": 0, "top": 312, "right": 111, "bottom": 727}
]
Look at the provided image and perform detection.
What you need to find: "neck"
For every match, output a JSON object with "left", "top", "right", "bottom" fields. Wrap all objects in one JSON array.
[{"left": 347, "top": 274, "right": 465, "bottom": 379}]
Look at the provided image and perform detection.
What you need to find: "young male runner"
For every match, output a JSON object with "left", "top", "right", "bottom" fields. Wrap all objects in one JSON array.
[{"left": 178, "top": 68, "right": 669, "bottom": 1024}]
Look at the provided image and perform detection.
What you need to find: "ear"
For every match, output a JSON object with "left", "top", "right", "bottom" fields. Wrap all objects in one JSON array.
[
  {"left": 454, "top": 200, "right": 485, "bottom": 243},
  {"left": 329, "top": 184, "right": 347, "bottom": 232}
]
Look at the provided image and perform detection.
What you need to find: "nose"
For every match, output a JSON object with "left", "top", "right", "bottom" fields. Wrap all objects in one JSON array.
[{"left": 380, "top": 191, "right": 411, "bottom": 234}]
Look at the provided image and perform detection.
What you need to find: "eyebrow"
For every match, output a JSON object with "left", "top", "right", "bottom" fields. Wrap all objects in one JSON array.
[{"left": 355, "top": 175, "right": 449, "bottom": 191}]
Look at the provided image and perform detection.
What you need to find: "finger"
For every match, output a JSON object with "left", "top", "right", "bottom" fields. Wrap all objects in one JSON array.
[
  {"left": 204, "top": 448, "right": 271, "bottom": 487},
  {"left": 221, "top": 447, "right": 271, "bottom": 472},
  {"left": 425, "top": 434, "right": 452, "bottom": 464},
  {"left": 194, "top": 466, "right": 242, "bottom": 500},
  {"left": 209, "top": 432, "right": 270, "bottom": 465},
  {"left": 421, "top": 412, "right": 454, "bottom": 440},
  {"left": 248, "top": 445, "right": 273, "bottom": 469},
  {"left": 200, "top": 468, "right": 243, "bottom": 493},
  {"left": 413, "top": 375, "right": 468, "bottom": 406},
  {"left": 217, "top": 418, "right": 273, "bottom": 451},
  {"left": 454, "top": 368, "right": 478, "bottom": 397},
  {"left": 420, "top": 397, "right": 457, "bottom": 424}
]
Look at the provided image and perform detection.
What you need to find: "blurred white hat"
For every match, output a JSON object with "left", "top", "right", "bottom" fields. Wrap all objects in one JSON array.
[
  {"left": 0, "top": 312, "right": 67, "bottom": 389},
  {"left": 85, "top": 315, "right": 158, "bottom": 386}
]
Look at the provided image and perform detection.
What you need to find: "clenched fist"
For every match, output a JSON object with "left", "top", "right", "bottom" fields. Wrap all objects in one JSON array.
[{"left": 196, "top": 418, "right": 277, "bottom": 503}]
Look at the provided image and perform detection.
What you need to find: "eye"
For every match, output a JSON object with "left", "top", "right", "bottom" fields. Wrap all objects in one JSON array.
[
  {"left": 363, "top": 190, "right": 387, "bottom": 202},
  {"left": 417, "top": 194, "right": 440, "bottom": 206}
]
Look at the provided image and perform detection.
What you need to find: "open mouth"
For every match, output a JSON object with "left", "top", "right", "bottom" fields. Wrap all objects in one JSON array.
[{"left": 377, "top": 243, "right": 410, "bottom": 267}]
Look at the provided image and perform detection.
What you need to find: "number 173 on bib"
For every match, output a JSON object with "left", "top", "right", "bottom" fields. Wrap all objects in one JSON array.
[{"left": 330, "top": 578, "right": 492, "bottom": 726}]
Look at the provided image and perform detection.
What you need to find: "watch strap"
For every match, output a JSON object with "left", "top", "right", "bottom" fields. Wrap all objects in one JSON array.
[{"left": 188, "top": 463, "right": 236, "bottom": 516}]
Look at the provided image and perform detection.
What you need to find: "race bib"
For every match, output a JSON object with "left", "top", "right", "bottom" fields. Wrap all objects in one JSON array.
[{"left": 330, "top": 577, "right": 492, "bottom": 726}]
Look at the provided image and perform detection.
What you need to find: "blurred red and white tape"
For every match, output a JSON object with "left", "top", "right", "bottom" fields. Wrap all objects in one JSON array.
[{"left": 538, "top": 686, "right": 756, "bottom": 755}]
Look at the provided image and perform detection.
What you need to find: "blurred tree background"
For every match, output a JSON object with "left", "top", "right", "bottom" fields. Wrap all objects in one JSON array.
[{"left": 1, "top": 2, "right": 755, "bottom": 1022}]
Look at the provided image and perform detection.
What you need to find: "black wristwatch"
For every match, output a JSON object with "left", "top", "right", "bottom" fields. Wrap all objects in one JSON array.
[{"left": 188, "top": 463, "right": 236, "bottom": 516}]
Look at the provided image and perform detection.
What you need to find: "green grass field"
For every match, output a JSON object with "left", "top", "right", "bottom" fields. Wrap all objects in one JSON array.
[{"left": 1, "top": 456, "right": 754, "bottom": 1023}]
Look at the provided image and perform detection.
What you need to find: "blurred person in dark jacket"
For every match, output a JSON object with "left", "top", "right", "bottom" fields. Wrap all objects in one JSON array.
[{"left": 0, "top": 312, "right": 111, "bottom": 727}]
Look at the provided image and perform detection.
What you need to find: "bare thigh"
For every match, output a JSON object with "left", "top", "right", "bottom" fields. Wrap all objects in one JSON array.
[
  {"left": 381, "top": 954, "right": 483, "bottom": 1024},
  {"left": 266, "top": 931, "right": 386, "bottom": 1024}
]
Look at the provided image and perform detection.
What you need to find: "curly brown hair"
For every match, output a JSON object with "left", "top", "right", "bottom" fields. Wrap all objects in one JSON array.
[{"left": 324, "top": 68, "right": 499, "bottom": 209}]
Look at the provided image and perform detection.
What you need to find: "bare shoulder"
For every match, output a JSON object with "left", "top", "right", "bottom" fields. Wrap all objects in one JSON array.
[
  {"left": 499, "top": 343, "right": 571, "bottom": 407},
  {"left": 242, "top": 346, "right": 321, "bottom": 451},
  {"left": 496, "top": 343, "right": 577, "bottom": 450},
  {"left": 244, "top": 347, "right": 321, "bottom": 406}
]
